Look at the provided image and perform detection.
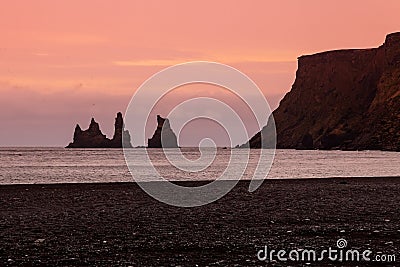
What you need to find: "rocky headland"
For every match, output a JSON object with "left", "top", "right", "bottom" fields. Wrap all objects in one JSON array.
[{"left": 245, "top": 32, "right": 400, "bottom": 151}]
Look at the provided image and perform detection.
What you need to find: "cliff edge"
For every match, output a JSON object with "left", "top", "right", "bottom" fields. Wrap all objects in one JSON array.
[{"left": 245, "top": 32, "right": 400, "bottom": 151}]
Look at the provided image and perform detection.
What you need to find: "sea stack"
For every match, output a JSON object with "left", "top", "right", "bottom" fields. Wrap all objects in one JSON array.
[
  {"left": 244, "top": 32, "right": 400, "bottom": 151},
  {"left": 109, "top": 112, "right": 133, "bottom": 148},
  {"left": 148, "top": 115, "right": 178, "bottom": 148},
  {"left": 66, "top": 112, "right": 133, "bottom": 148}
]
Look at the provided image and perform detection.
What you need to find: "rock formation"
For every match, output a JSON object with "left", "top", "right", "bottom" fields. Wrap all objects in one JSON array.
[
  {"left": 66, "top": 112, "right": 133, "bottom": 148},
  {"left": 244, "top": 32, "right": 400, "bottom": 151},
  {"left": 110, "top": 112, "right": 133, "bottom": 148},
  {"left": 148, "top": 115, "right": 178, "bottom": 148}
]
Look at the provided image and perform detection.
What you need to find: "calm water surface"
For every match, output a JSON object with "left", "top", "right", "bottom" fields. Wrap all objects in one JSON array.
[{"left": 0, "top": 148, "right": 399, "bottom": 184}]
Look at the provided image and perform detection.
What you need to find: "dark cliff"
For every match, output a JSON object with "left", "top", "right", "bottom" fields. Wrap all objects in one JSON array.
[
  {"left": 66, "top": 112, "right": 133, "bottom": 148},
  {"left": 148, "top": 115, "right": 178, "bottom": 148},
  {"left": 246, "top": 32, "right": 400, "bottom": 151}
]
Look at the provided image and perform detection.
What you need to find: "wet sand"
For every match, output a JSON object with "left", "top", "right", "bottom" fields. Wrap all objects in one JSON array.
[{"left": 1, "top": 178, "right": 399, "bottom": 266}]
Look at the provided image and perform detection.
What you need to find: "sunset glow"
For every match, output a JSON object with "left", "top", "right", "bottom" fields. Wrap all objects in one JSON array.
[{"left": 1, "top": 0, "right": 399, "bottom": 145}]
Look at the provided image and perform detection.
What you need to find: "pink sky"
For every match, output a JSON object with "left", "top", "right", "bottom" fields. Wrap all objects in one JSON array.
[{"left": 0, "top": 1, "right": 399, "bottom": 146}]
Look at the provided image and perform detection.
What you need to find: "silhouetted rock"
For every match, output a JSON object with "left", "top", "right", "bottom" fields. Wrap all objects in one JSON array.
[
  {"left": 245, "top": 32, "right": 400, "bottom": 151},
  {"left": 299, "top": 133, "right": 314, "bottom": 150},
  {"left": 148, "top": 115, "right": 178, "bottom": 148},
  {"left": 66, "top": 112, "right": 133, "bottom": 148},
  {"left": 110, "top": 112, "right": 133, "bottom": 148}
]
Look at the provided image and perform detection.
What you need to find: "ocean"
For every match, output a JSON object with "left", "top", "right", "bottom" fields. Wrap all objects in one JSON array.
[{"left": 0, "top": 148, "right": 399, "bottom": 184}]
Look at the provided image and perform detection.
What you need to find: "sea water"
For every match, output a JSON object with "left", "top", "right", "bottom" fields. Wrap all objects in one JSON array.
[{"left": 0, "top": 148, "right": 399, "bottom": 184}]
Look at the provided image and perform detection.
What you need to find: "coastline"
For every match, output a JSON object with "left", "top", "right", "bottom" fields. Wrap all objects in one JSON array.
[
  {"left": 1, "top": 175, "right": 400, "bottom": 185},
  {"left": 1, "top": 177, "right": 399, "bottom": 266}
]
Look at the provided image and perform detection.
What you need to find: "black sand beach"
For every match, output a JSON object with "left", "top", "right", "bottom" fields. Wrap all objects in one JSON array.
[{"left": 1, "top": 178, "right": 399, "bottom": 266}]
